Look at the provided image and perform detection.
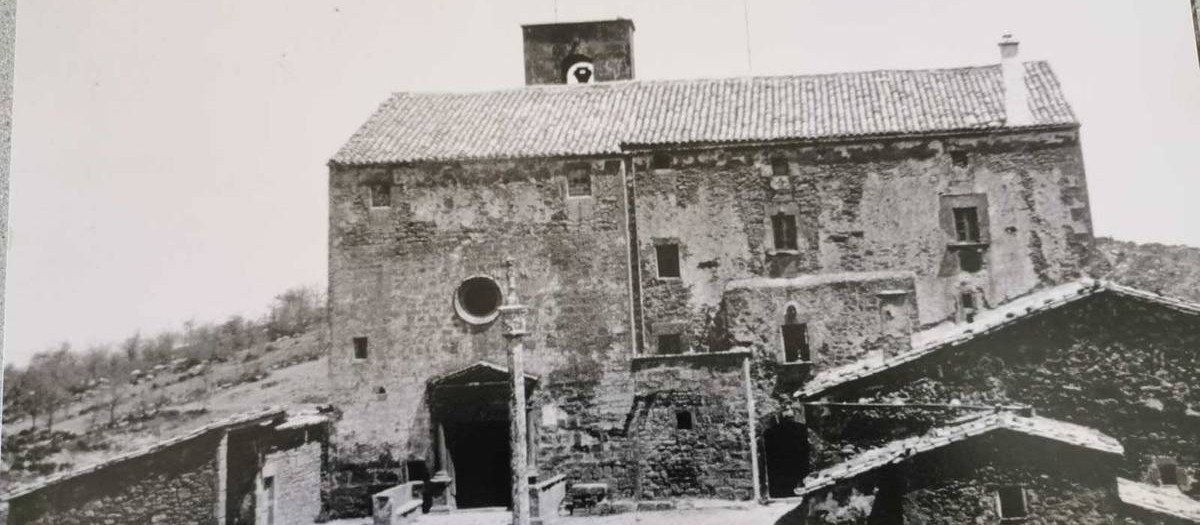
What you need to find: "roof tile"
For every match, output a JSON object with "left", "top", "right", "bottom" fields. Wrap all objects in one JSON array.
[{"left": 333, "top": 62, "right": 1076, "bottom": 165}]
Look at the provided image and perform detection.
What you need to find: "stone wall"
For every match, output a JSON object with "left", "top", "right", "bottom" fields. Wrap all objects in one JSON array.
[
  {"left": 7, "top": 432, "right": 221, "bottom": 525},
  {"left": 723, "top": 272, "right": 917, "bottom": 370},
  {"left": 798, "top": 432, "right": 1123, "bottom": 525},
  {"left": 327, "top": 157, "right": 635, "bottom": 512},
  {"left": 629, "top": 353, "right": 754, "bottom": 500},
  {"left": 802, "top": 403, "right": 994, "bottom": 472},
  {"left": 632, "top": 129, "right": 1092, "bottom": 353},
  {"left": 260, "top": 440, "right": 323, "bottom": 525},
  {"left": 814, "top": 292, "right": 1200, "bottom": 494}
]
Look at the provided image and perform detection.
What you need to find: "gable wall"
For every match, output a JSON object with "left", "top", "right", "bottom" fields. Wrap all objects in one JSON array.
[{"left": 327, "top": 157, "right": 636, "bottom": 513}]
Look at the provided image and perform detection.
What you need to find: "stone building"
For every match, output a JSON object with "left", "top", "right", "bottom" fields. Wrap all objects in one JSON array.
[
  {"left": 325, "top": 17, "right": 1199, "bottom": 523},
  {"left": 1, "top": 408, "right": 329, "bottom": 525}
]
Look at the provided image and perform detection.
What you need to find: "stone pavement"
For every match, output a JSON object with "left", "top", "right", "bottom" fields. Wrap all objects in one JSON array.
[{"left": 318, "top": 501, "right": 802, "bottom": 525}]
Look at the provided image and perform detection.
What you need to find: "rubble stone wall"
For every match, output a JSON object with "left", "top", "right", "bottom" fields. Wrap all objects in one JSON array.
[
  {"left": 7, "top": 432, "right": 221, "bottom": 525},
  {"left": 629, "top": 353, "right": 754, "bottom": 500},
  {"left": 633, "top": 129, "right": 1092, "bottom": 353},
  {"left": 328, "top": 157, "right": 635, "bottom": 512},
  {"left": 816, "top": 292, "right": 1200, "bottom": 494},
  {"left": 800, "top": 432, "right": 1122, "bottom": 525},
  {"left": 723, "top": 272, "right": 917, "bottom": 369}
]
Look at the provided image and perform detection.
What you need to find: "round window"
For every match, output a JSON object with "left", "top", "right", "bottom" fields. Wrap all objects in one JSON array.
[{"left": 454, "top": 276, "right": 503, "bottom": 325}]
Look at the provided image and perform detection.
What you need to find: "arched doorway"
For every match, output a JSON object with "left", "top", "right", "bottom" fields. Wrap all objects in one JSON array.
[{"left": 763, "top": 420, "right": 809, "bottom": 499}]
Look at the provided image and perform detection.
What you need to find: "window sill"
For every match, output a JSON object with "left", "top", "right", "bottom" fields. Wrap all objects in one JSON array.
[
  {"left": 656, "top": 276, "right": 683, "bottom": 281},
  {"left": 566, "top": 194, "right": 594, "bottom": 200},
  {"left": 947, "top": 241, "right": 988, "bottom": 249},
  {"left": 766, "top": 249, "right": 801, "bottom": 256}
]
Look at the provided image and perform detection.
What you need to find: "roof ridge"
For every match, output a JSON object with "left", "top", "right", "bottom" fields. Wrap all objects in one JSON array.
[
  {"left": 2, "top": 406, "right": 287, "bottom": 501},
  {"left": 382, "top": 63, "right": 1015, "bottom": 98}
]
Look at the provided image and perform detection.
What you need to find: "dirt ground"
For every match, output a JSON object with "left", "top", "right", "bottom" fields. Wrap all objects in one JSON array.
[{"left": 320, "top": 501, "right": 802, "bottom": 525}]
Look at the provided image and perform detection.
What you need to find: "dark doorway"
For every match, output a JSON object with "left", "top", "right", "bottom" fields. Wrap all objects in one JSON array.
[
  {"left": 764, "top": 420, "right": 809, "bottom": 499},
  {"left": 446, "top": 420, "right": 512, "bottom": 508}
]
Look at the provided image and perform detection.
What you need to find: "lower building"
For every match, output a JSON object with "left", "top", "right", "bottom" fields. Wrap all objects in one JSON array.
[{"left": 2, "top": 407, "right": 330, "bottom": 525}]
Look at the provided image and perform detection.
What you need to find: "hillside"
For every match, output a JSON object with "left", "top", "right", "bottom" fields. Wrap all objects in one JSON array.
[
  {"left": 1092, "top": 237, "right": 1200, "bottom": 303},
  {"left": 1, "top": 331, "right": 329, "bottom": 492}
]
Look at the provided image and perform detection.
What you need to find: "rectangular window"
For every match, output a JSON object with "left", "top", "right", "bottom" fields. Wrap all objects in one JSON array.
[
  {"left": 782, "top": 324, "right": 810, "bottom": 362},
  {"left": 657, "top": 333, "right": 683, "bottom": 355},
  {"left": 997, "top": 486, "right": 1027, "bottom": 519},
  {"left": 656, "top": 244, "right": 681, "bottom": 278},
  {"left": 675, "top": 410, "right": 694, "bottom": 430},
  {"left": 960, "top": 292, "right": 976, "bottom": 311},
  {"left": 353, "top": 337, "right": 369, "bottom": 360},
  {"left": 772, "top": 213, "right": 798, "bottom": 250},
  {"left": 953, "top": 207, "right": 981, "bottom": 243},
  {"left": 567, "top": 166, "right": 592, "bottom": 197},
  {"left": 651, "top": 153, "right": 672, "bottom": 170},
  {"left": 950, "top": 150, "right": 969, "bottom": 168},
  {"left": 771, "top": 157, "right": 789, "bottom": 176},
  {"left": 1160, "top": 463, "right": 1179, "bottom": 485},
  {"left": 370, "top": 184, "right": 392, "bottom": 208},
  {"left": 264, "top": 476, "right": 276, "bottom": 525}
]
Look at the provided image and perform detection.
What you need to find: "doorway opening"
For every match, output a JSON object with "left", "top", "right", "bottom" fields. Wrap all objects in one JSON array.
[{"left": 763, "top": 420, "right": 810, "bottom": 499}]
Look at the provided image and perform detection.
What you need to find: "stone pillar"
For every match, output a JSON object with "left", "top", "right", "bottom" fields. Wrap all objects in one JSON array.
[{"left": 500, "top": 260, "right": 532, "bottom": 525}]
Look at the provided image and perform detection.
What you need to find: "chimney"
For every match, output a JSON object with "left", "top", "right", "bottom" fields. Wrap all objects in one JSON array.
[{"left": 998, "top": 34, "right": 1032, "bottom": 126}]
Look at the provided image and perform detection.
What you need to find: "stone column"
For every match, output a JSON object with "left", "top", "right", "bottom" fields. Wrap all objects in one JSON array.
[{"left": 500, "top": 260, "right": 531, "bottom": 525}]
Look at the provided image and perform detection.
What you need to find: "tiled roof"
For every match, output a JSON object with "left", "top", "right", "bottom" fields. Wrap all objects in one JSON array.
[
  {"left": 2, "top": 407, "right": 286, "bottom": 501},
  {"left": 796, "top": 412, "right": 1122, "bottom": 496},
  {"left": 1118, "top": 477, "right": 1200, "bottom": 523},
  {"left": 795, "top": 279, "right": 1200, "bottom": 399},
  {"left": 332, "top": 62, "right": 1076, "bottom": 165}
]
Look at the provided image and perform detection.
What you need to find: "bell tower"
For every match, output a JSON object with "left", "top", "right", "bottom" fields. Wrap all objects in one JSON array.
[{"left": 521, "top": 19, "right": 635, "bottom": 86}]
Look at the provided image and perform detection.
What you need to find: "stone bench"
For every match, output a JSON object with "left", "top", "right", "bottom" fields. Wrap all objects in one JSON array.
[{"left": 372, "top": 481, "right": 424, "bottom": 525}]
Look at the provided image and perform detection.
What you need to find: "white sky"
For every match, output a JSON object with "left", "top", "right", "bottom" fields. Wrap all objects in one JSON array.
[{"left": 6, "top": 0, "right": 1200, "bottom": 366}]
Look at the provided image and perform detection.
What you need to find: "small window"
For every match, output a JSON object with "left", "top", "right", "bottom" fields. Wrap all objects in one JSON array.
[
  {"left": 1160, "top": 462, "right": 1179, "bottom": 486},
  {"left": 772, "top": 213, "right": 798, "bottom": 250},
  {"left": 567, "top": 166, "right": 592, "bottom": 197},
  {"left": 353, "top": 337, "right": 369, "bottom": 360},
  {"left": 676, "top": 410, "right": 694, "bottom": 430},
  {"left": 370, "top": 184, "right": 392, "bottom": 208},
  {"left": 997, "top": 486, "right": 1027, "bottom": 519},
  {"left": 656, "top": 244, "right": 681, "bottom": 278},
  {"left": 375, "top": 386, "right": 388, "bottom": 400},
  {"left": 953, "top": 207, "right": 981, "bottom": 243},
  {"left": 960, "top": 292, "right": 976, "bottom": 311},
  {"left": 770, "top": 157, "right": 789, "bottom": 176},
  {"left": 782, "top": 323, "right": 810, "bottom": 363},
  {"left": 657, "top": 334, "right": 683, "bottom": 355},
  {"left": 950, "top": 151, "right": 969, "bottom": 168},
  {"left": 651, "top": 153, "right": 672, "bottom": 170}
]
